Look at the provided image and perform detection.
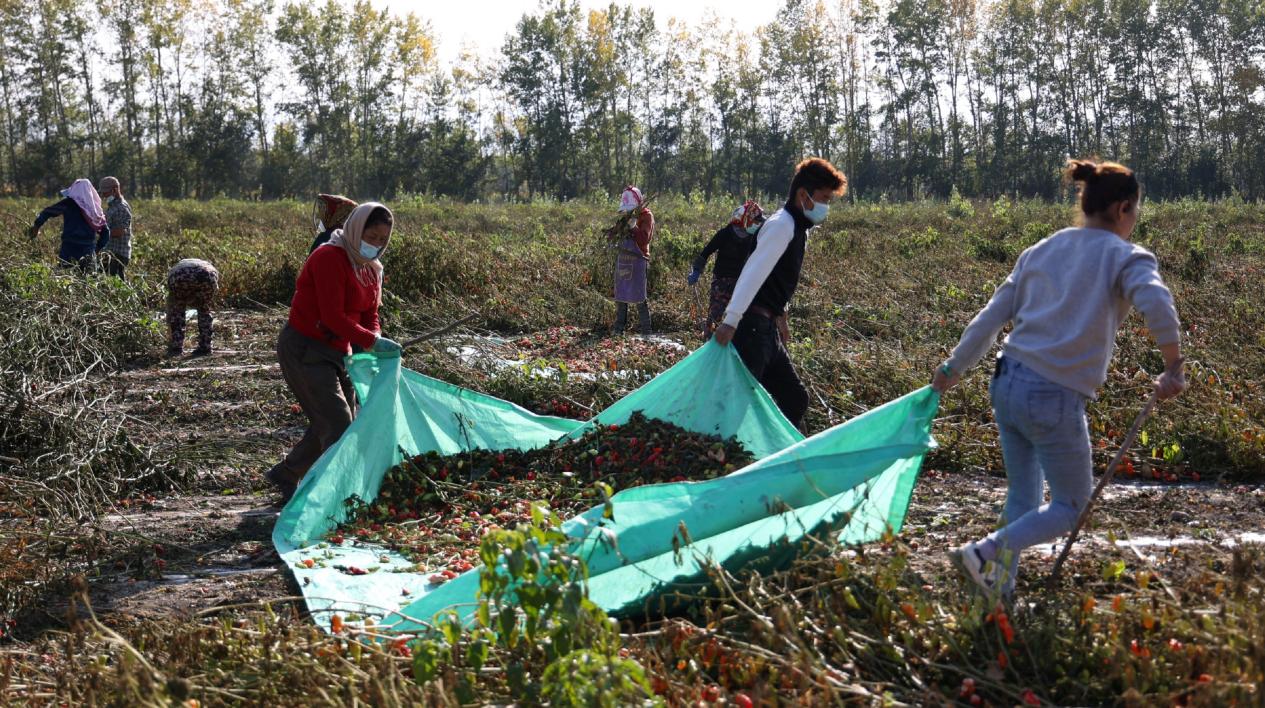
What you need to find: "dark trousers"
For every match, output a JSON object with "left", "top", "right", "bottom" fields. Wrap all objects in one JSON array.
[
  {"left": 614, "top": 301, "right": 651, "bottom": 335},
  {"left": 101, "top": 251, "right": 128, "bottom": 278},
  {"left": 57, "top": 253, "right": 98, "bottom": 274},
  {"left": 732, "top": 313, "right": 809, "bottom": 429},
  {"left": 273, "top": 324, "right": 357, "bottom": 484}
]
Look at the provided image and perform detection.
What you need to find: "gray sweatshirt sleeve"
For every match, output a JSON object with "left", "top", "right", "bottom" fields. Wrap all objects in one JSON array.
[
  {"left": 944, "top": 260, "right": 1022, "bottom": 375},
  {"left": 1120, "top": 251, "right": 1181, "bottom": 346}
]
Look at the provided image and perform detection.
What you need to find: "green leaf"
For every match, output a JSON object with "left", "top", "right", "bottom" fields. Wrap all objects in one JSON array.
[
  {"left": 507, "top": 661, "right": 527, "bottom": 696},
  {"left": 411, "top": 641, "right": 442, "bottom": 684},
  {"left": 508, "top": 548, "right": 526, "bottom": 579},
  {"left": 465, "top": 640, "right": 489, "bottom": 671},
  {"left": 499, "top": 609, "right": 519, "bottom": 649},
  {"left": 1102, "top": 559, "right": 1127, "bottom": 582},
  {"left": 441, "top": 614, "right": 462, "bottom": 646}
]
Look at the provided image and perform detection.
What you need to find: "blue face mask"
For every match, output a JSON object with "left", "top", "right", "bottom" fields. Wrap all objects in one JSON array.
[
  {"left": 358, "top": 242, "right": 380, "bottom": 260},
  {"left": 803, "top": 196, "right": 829, "bottom": 225},
  {"left": 746, "top": 223, "right": 761, "bottom": 236}
]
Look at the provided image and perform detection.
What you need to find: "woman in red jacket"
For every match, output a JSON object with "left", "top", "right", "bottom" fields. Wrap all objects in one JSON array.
[{"left": 265, "top": 203, "right": 399, "bottom": 501}]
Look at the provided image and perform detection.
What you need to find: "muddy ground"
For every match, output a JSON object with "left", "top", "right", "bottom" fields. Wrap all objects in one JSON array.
[{"left": 28, "top": 308, "right": 1265, "bottom": 630}]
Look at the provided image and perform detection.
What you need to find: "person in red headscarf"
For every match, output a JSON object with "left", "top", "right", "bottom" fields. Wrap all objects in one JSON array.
[
  {"left": 689, "top": 200, "right": 765, "bottom": 338},
  {"left": 612, "top": 185, "right": 654, "bottom": 335},
  {"left": 309, "top": 194, "right": 359, "bottom": 254}
]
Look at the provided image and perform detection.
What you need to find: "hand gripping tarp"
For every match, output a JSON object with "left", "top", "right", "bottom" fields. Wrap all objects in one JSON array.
[{"left": 272, "top": 342, "right": 937, "bottom": 630}]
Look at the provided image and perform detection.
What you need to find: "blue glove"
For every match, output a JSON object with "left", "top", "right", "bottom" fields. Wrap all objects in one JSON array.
[
  {"left": 372, "top": 336, "right": 402, "bottom": 354},
  {"left": 687, "top": 269, "right": 701, "bottom": 285}
]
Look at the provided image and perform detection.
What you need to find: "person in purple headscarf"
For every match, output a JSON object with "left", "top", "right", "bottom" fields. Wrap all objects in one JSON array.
[{"left": 28, "top": 179, "right": 110, "bottom": 273}]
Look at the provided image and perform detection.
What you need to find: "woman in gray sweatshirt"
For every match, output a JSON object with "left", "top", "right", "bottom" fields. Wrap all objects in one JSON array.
[{"left": 931, "top": 159, "right": 1187, "bottom": 597}]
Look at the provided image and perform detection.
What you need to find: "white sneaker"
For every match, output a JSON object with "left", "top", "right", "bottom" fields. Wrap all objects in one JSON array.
[{"left": 949, "top": 541, "right": 1000, "bottom": 595}]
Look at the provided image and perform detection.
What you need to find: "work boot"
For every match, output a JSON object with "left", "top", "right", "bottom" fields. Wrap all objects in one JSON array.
[
  {"left": 265, "top": 463, "right": 298, "bottom": 505},
  {"left": 192, "top": 345, "right": 212, "bottom": 357}
]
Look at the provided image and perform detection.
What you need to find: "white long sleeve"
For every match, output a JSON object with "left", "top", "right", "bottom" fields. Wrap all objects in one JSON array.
[{"left": 721, "top": 208, "right": 794, "bottom": 327}]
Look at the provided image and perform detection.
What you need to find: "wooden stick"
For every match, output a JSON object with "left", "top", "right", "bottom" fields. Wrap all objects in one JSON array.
[
  {"left": 1048, "top": 358, "right": 1182, "bottom": 586},
  {"left": 400, "top": 313, "right": 479, "bottom": 349},
  {"left": 688, "top": 282, "right": 705, "bottom": 331}
]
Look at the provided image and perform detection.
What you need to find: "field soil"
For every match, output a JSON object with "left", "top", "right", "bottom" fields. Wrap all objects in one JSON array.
[
  {"left": 46, "top": 307, "right": 1265, "bottom": 633},
  {"left": 3, "top": 197, "right": 1263, "bottom": 705}
]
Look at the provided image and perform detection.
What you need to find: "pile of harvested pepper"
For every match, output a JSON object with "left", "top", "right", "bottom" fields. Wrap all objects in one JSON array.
[
  {"left": 334, "top": 413, "right": 754, "bottom": 581},
  {"left": 510, "top": 325, "right": 687, "bottom": 374}
]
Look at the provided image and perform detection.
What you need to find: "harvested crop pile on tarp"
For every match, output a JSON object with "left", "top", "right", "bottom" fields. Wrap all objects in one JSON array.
[
  {"left": 271, "top": 341, "right": 937, "bottom": 630},
  {"left": 337, "top": 413, "right": 756, "bottom": 580}
]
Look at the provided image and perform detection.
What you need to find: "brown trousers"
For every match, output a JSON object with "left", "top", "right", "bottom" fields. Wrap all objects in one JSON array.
[{"left": 274, "top": 324, "right": 357, "bottom": 485}]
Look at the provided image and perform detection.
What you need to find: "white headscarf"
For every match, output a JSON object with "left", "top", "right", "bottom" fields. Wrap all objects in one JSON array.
[
  {"left": 326, "top": 202, "right": 392, "bottom": 291},
  {"left": 62, "top": 178, "right": 106, "bottom": 231}
]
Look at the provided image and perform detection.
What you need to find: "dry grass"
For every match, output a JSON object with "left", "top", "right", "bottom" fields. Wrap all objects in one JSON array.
[{"left": 0, "top": 195, "right": 1262, "bottom": 705}]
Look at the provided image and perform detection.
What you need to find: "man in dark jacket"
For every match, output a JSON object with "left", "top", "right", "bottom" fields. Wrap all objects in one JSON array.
[
  {"left": 712, "top": 158, "right": 847, "bottom": 429},
  {"left": 29, "top": 179, "right": 110, "bottom": 273}
]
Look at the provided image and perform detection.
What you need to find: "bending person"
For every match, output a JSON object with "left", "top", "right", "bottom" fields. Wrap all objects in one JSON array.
[
  {"left": 266, "top": 203, "right": 399, "bottom": 502},
  {"left": 29, "top": 179, "right": 110, "bottom": 273},
  {"left": 934, "top": 159, "right": 1186, "bottom": 598},
  {"left": 166, "top": 259, "right": 220, "bottom": 357}
]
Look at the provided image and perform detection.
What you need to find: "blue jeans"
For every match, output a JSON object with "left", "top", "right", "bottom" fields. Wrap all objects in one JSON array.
[{"left": 986, "top": 357, "right": 1092, "bottom": 591}]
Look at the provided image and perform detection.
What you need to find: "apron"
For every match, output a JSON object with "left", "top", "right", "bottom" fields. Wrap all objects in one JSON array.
[{"left": 613, "top": 237, "right": 649, "bottom": 304}]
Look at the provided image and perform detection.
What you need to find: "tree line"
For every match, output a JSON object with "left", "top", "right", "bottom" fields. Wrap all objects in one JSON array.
[{"left": 1, "top": 0, "right": 1262, "bottom": 202}]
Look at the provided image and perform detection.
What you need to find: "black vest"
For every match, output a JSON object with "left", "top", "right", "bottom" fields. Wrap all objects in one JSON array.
[{"left": 752, "top": 201, "right": 811, "bottom": 314}]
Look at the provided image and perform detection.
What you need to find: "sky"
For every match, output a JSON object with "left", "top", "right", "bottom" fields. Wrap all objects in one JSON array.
[{"left": 382, "top": 0, "right": 781, "bottom": 62}]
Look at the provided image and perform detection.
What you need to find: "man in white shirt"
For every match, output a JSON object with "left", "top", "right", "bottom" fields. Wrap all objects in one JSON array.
[{"left": 713, "top": 158, "right": 847, "bottom": 429}]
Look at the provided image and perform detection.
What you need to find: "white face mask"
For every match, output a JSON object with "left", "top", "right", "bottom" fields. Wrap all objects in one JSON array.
[{"left": 803, "top": 196, "right": 829, "bottom": 224}]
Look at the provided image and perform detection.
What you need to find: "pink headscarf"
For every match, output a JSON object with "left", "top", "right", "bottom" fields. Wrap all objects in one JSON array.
[
  {"left": 61, "top": 179, "right": 106, "bottom": 232},
  {"left": 618, "top": 185, "right": 644, "bottom": 213}
]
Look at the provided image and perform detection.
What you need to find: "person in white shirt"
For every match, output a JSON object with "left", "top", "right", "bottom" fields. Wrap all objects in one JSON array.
[
  {"left": 933, "top": 159, "right": 1187, "bottom": 597},
  {"left": 713, "top": 158, "right": 848, "bottom": 429}
]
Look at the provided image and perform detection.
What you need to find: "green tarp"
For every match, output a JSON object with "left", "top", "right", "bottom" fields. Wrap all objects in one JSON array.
[{"left": 272, "top": 342, "right": 937, "bottom": 631}]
